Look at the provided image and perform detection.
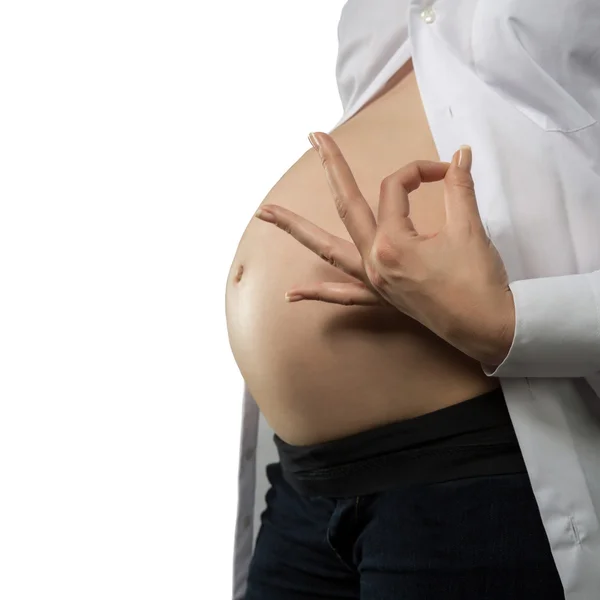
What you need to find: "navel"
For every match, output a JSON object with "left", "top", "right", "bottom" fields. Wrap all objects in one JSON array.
[{"left": 233, "top": 264, "right": 244, "bottom": 284}]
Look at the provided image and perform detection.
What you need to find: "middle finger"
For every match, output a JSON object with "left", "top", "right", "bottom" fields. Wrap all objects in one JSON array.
[{"left": 310, "top": 132, "right": 377, "bottom": 259}]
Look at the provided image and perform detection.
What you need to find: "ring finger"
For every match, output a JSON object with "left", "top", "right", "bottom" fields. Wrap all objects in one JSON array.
[{"left": 254, "top": 204, "right": 367, "bottom": 283}]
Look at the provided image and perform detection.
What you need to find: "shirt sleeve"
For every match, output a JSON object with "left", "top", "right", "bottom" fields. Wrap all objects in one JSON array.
[{"left": 482, "top": 269, "right": 600, "bottom": 377}]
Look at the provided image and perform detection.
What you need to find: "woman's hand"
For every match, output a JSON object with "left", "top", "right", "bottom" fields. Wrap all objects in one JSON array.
[{"left": 254, "top": 132, "right": 515, "bottom": 366}]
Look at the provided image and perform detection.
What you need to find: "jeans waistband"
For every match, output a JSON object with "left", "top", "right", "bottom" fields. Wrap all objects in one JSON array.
[{"left": 274, "top": 387, "right": 527, "bottom": 497}]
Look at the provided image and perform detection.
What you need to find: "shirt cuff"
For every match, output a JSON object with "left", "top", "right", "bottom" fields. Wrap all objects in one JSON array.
[{"left": 482, "top": 271, "right": 600, "bottom": 378}]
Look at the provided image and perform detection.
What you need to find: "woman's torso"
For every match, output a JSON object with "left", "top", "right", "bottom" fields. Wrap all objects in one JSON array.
[{"left": 226, "top": 60, "right": 499, "bottom": 446}]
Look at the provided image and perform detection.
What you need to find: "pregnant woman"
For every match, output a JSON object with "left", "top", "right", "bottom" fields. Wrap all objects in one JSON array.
[{"left": 226, "top": 1, "right": 600, "bottom": 599}]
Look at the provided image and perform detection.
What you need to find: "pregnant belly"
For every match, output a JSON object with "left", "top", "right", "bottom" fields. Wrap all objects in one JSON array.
[{"left": 225, "top": 66, "right": 498, "bottom": 445}]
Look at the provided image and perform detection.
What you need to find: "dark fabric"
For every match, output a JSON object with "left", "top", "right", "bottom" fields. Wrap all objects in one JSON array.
[
  {"left": 245, "top": 390, "right": 564, "bottom": 599},
  {"left": 274, "top": 387, "right": 527, "bottom": 497},
  {"left": 244, "top": 464, "right": 564, "bottom": 600}
]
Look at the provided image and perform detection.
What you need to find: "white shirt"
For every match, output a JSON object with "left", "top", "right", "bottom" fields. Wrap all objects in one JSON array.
[{"left": 233, "top": 1, "right": 600, "bottom": 598}]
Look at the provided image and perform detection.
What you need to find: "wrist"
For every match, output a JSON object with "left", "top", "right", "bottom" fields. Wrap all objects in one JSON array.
[
  {"left": 441, "top": 289, "right": 516, "bottom": 366},
  {"left": 477, "top": 289, "right": 516, "bottom": 366}
]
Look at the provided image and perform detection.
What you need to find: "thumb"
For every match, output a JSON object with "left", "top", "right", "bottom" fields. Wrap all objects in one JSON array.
[{"left": 444, "top": 145, "right": 485, "bottom": 233}]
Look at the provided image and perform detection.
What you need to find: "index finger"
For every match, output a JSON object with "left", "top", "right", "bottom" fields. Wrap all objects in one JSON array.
[
  {"left": 310, "top": 132, "right": 377, "bottom": 259},
  {"left": 377, "top": 161, "right": 451, "bottom": 232}
]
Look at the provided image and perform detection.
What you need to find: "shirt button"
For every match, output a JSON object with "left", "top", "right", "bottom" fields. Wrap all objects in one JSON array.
[
  {"left": 242, "top": 515, "right": 252, "bottom": 530},
  {"left": 244, "top": 448, "right": 255, "bottom": 461},
  {"left": 420, "top": 7, "right": 436, "bottom": 24}
]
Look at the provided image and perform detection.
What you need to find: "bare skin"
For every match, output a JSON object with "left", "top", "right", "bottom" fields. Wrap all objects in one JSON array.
[{"left": 225, "top": 59, "right": 499, "bottom": 446}]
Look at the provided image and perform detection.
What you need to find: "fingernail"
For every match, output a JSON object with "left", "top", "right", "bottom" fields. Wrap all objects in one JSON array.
[
  {"left": 308, "top": 132, "right": 320, "bottom": 151},
  {"left": 457, "top": 144, "right": 472, "bottom": 171},
  {"left": 285, "top": 292, "right": 304, "bottom": 302},
  {"left": 255, "top": 208, "right": 275, "bottom": 223}
]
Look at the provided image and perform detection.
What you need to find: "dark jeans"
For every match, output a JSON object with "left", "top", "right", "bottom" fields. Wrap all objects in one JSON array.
[{"left": 244, "top": 462, "right": 565, "bottom": 599}]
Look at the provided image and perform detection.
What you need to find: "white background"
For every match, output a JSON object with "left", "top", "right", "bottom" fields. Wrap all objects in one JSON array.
[{"left": 0, "top": 1, "right": 345, "bottom": 598}]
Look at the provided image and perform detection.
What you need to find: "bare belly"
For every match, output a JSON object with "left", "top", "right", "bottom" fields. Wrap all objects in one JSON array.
[{"left": 226, "top": 60, "right": 498, "bottom": 445}]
